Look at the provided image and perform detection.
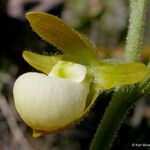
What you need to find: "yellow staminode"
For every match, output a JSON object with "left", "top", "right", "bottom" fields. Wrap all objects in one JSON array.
[{"left": 49, "top": 60, "right": 87, "bottom": 82}]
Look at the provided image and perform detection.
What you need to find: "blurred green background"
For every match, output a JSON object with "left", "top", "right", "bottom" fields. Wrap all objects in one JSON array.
[{"left": 0, "top": 0, "right": 150, "bottom": 150}]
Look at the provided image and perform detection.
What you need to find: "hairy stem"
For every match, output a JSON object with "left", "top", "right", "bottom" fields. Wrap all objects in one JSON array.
[
  {"left": 90, "top": 86, "right": 142, "bottom": 150},
  {"left": 125, "top": 0, "right": 148, "bottom": 63}
]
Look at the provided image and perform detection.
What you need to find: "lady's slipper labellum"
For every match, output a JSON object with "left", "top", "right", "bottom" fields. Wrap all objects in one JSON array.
[{"left": 13, "top": 61, "right": 89, "bottom": 135}]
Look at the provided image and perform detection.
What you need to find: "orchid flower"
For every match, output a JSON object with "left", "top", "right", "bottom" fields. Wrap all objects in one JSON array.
[{"left": 13, "top": 12, "right": 148, "bottom": 137}]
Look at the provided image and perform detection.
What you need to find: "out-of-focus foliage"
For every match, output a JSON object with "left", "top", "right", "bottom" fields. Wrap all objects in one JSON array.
[
  {"left": 62, "top": 0, "right": 102, "bottom": 28},
  {"left": 0, "top": 0, "right": 150, "bottom": 150}
]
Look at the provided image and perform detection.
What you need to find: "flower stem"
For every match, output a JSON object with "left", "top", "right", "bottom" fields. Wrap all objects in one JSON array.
[
  {"left": 90, "top": 86, "right": 142, "bottom": 150},
  {"left": 90, "top": 0, "right": 148, "bottom": 150},
  {"left": 125, "top": 0, "right": 148, "bottom": 63}
]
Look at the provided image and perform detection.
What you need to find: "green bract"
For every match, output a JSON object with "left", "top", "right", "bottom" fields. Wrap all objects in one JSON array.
[{"left": 13, "top": 12, "right": 148, "bottom": 137}]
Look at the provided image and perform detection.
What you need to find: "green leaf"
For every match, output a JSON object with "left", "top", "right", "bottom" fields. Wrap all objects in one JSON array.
[
  {"left": 90, "top": 63, "right": 148, "bottom": 89},
  {"left": 23, "top": 51, "right": 63, "bottom": 74},
  {"left": 26, "top": 12, "right": 99, "bottom": 65}
]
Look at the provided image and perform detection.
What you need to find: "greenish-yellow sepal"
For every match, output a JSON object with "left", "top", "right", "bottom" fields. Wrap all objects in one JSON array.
[
  {"left": 23, "top": 51, "right": 63, "bottom": 74},
  {"left": 90, "top": 63, "right": 148, "bottom": 89},
  {"left": 26, "top": 12, "right": 99, "bottom": 65}
]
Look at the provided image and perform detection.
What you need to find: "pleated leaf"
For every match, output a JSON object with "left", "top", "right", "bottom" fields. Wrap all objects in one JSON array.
[
  {"left": 23, "top": 51, "right": 63, "bottom": 74},
  {"left": 26, "top": 12, "right": 100, "bottom": 65}
]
